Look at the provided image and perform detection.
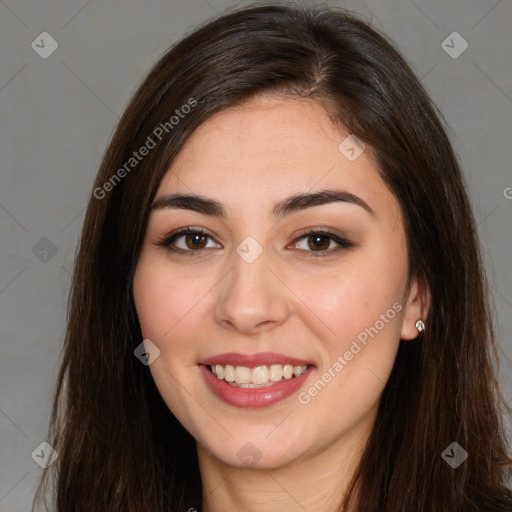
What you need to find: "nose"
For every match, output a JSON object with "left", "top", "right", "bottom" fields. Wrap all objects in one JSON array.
[{"left": 214, "top": 246, "right": 290, "bottom": 335}]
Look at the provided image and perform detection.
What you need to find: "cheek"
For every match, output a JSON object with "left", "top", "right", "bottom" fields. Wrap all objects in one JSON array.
[
  {"left": 294, "top": 268, "right": 405, "bottom": 429},
  {"left": 132, "top": 255, "right": 205, "bottom": 350},
  {"left": 302, "top": 286, "right": 402, "bottom": 392},
  {"left": 300, "top": 251, "right": 407, "bottom": 350},
  {"left": 132, "top": 256, "right": 207, "bottom": 434}
]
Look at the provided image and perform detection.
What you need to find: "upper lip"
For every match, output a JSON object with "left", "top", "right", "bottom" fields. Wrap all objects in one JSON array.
[{"left": 199, "top": 352, "right": 315, "bottom": 368}]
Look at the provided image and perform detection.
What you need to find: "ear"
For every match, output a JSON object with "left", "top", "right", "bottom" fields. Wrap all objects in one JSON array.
[{"left": 400, "top": 274, "right": 431, "bottom": 340}]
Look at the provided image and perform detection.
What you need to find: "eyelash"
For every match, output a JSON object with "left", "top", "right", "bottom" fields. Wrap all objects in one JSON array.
[{"left": 156, "top": 226, "right": 354, "bottom": 258}]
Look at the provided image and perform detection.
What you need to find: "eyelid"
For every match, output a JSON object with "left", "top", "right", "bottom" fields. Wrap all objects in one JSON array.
[
  {"left": 290, "top": 227, "right": 354, "bottom": 254},
  {"left": 156, "top": 226, "right": 354, "bottom": 256},
  {"left": 292, "top": 226, "right": 348, "bottom": 241},
  {"left": 155, "top": 226, "right": 221, "bottom": 251}
]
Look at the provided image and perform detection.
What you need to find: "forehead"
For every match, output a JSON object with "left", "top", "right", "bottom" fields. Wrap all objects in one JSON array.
[{"left": 156, "top": 95, "right": 396, "bottom": 221}]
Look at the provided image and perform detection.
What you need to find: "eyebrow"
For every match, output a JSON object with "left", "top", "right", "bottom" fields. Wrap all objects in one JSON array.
[{"left": 150, "top": 189, "right": 374, "bottom": 218}]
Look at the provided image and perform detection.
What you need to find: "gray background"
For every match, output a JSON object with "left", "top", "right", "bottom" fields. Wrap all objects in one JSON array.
[{"left": 1, "top": 0, "right": 511, "bottom": 510}]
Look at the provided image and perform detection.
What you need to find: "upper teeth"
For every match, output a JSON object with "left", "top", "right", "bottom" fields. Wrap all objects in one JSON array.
[{"left": 210, "top": 364, "right": 308, "bottom": 387}]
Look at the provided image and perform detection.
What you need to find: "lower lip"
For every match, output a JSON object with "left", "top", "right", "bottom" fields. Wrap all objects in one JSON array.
[{"left": 200, "top": 365, "right": 314, "bottom": 408}]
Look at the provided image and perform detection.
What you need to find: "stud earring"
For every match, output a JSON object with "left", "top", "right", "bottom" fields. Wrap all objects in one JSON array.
[{"left": 415, "top": 319, "right": 425, "bottom": 333}]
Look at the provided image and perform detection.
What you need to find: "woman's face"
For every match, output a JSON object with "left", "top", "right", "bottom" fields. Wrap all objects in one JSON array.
[{"left": 133, "top": 95, "right": 425, "bottom": 470}]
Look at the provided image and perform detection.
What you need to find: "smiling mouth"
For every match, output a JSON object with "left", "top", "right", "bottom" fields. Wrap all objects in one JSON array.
[{"left": 207, "top": 363, "right": 311, "bottom": 388}]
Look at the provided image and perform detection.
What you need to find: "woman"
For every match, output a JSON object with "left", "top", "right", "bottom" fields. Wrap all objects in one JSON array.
[{"left": 34, "top": 3, "right": 512, "bottom": 511}]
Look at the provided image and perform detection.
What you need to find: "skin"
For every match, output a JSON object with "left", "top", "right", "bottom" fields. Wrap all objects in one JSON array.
[{"left": 133, "top": 94, "right": 430, "bottom": 512}]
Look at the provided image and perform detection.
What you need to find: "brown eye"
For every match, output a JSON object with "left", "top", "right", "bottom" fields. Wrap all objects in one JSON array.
[
  {"left": 156, "top": 227, "right": 221, "bottom": 254},
  {"left": 292, "top": 229, "right": 354, "bottom": 257},
  {"left": 307, "top": 234, "right": 332, "bottom": 251},
  {"left": 184, "top": 233, "right": 208, "bottom": 250}
]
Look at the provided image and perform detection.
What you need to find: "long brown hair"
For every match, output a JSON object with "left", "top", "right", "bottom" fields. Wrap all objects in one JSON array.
[{"left": 34, "top": 2, "right": 512, "bottom": 511}]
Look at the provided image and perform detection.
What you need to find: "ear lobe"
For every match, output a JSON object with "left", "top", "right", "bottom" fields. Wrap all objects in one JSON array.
[{"left": 400, "top": 275, "right": 431, "bottom": 341}]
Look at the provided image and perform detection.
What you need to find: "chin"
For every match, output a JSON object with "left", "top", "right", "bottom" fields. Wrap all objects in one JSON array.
[{"left": 198, "top": 428, "right": 308, "bottom": 470}]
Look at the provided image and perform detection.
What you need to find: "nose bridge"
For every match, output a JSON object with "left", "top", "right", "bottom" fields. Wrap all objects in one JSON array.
[
  {"left": 232, "top": 239, "right": 268, "bottom": 291},
  {"left": 214, "top": 237, "right": 289, "bottom": 333}
]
